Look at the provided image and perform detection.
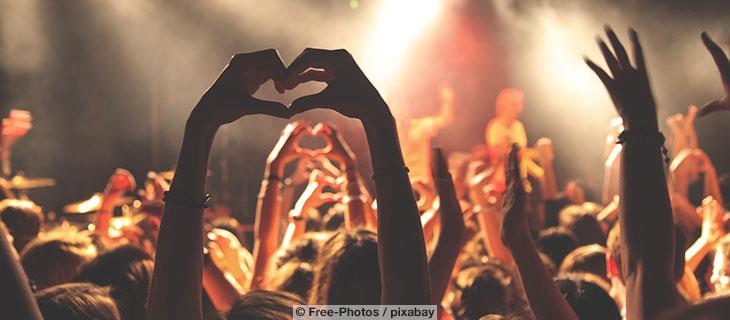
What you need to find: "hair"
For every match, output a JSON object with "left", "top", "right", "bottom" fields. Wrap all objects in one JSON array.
[
  {"left": 0, "top": 199, "right": 44, "bottom": 253},
  {"left": 227, "top": 290, "right": 304, "bottom": 320},
  {"left": 559, "top": 244, "right": 609, "bottom": 282},
  {"left": 558, "top": 205, "right": 606, "bottom": 246},
  {"left": 607, "top": 223, "right": 686, "bottom": 282},
  {"left": 275, "top": 232, "right": 329, "bottom": 268},
  {"left": 74, "top": 244, "right": 154, "bottom": 320},
  {"left": 35, "top": 283, "right": 120, "bottom": 320},
  {"left": 494, "top": 88, "right": 524, "bottom": 119},
  {"left": 321, "top": 206, "right": 345, "bottom": 231},
  {"left": 269, "top": 261, "right": 314, "bottom": 300},
  {"left": 555, "top": 273, "right": 621, "bottom": 320},
  {"left": 21, "top": 231, "right": 97, "bottom": 289},
  {"left": 535, "top": 227, "right": 578, "bottom": 268},
  {"left": 309, "top": 228, "right": 380, "bottom": 304},
  {"left": 449, "top": 259, "right": 524, "bottom": 320}
]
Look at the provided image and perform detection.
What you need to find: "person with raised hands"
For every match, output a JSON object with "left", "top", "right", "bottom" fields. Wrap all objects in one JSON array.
[
  {"left": 666, "top": 105, "right": 698, "bottom": 157},
  {"left": 585, "top": 26, "right": 688, "bottom": 319},
  {"left": 312, "top": 122, "right": 375, "bottom": 229},
  {"left": 500, "top": 144, "right": 579, "bottom": 320},
  {"left": 278, "top": 48, "right": 432, "bottom": 304},
  {"left": 251, "top": 120, "right": 311, "bottom": 289},
  {"left": 147, "top": 49, "right": 292, "bottom": 320},
  {"left": 280, "top": 169, "right": 341, "bottom": 250},
  {"left": 698, "top": 32, "right": 730, "bottom": 116},
  {"left": 427, "top": 148, "right": 466, "bottom": 306}
]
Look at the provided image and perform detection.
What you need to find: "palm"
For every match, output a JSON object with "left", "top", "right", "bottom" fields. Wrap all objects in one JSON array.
[
  {"left": 585, "top": 27, "right": 658, "bottom": 131},
  {"left": 196, "top": 49, "right": 290, "bottom": 124}
]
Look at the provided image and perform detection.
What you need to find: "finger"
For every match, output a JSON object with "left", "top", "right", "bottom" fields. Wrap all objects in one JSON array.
[
  {"left": 290, "top": 92, "right": 330, "bottom": 115},
  {"left": 284, "top": 69, "right": 333, "bottom": 90},
  {"left": 597, "top": 38, "right": 621, "bottom": 77},
  {"left": 605, "top": 26, "right": 630, "bottom": 69},
  {"left": 702, "top": 31, "right": 730, "bottom": 84},
  {"left": 584, "top": 58, "right": 613, "bottom": 88},
  {"left": 686, "top": 105, "right": 698, "bottom": 123},
  {"left": 285, "top": 48, "right": 334, "bottom": 87},
  {"left": 629, "top": 28, "right": 645, "bottom": 71},
  {"left": 249, "top": 98, "right": 291, "bottom": 119},
  {"left": 698, "top": 99, "right": 729, "bottom": 117}
]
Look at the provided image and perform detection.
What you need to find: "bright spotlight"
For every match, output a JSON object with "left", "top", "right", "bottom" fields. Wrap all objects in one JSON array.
[{"left": 362, "top": 0, "right": 442, "bottom": 98}]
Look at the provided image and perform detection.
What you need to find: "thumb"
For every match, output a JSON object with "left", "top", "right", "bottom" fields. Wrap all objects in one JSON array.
[
  {"left": 250, "top": 98, "right": 291, "bottom": 119},
  {"left": 290, "top": 92, "right": 329, "bottom": 116}
]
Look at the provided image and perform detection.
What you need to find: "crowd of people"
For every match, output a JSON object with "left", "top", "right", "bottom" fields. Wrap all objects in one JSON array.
[{"left": 1, "top": 26, "right": 730, "bottom": 320}]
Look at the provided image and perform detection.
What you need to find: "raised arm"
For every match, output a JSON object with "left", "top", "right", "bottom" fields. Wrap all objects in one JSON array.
[
  {"left": 284, "top": 48, "right": 431, "bottom": 304},
  {"left": 535, "top": 138, "right": 559, "bottom": 200},
  {"left": 501, "top": 145, "right": 579, "bottom": 320},
  {"left": 251, "top": 121, "right": 309, "bottom": 289},
  {"left": 0, "top": 222, "right": 42, "bottom": 320},
  {"left": 313, "top": 122, "right": 371, "bottom": 229},
  {"left": 585, "top": 27, "right": 685, "bottom": 318},
  {"left": 698, "top": 32, "right": 730, "bottom": 116},
  {"left": 428, "top": 148, "right": 465, "bottom": 305},
  {"left": 95, "top": 169, "right": 136, "bottom": 243},
  {"left": 147, "top": 49, "right": 290, "bottom": 320}
]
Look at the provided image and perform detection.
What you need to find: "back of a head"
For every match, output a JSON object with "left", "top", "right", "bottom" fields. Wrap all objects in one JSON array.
[
  {"left": 450, "top": 259, "right": 522, "bottom": 320},
  {"left": 310, "top": 228, "right": 380, "bottom": 304},
  {"left": 560, "top": 244, "right": 609, "bottom": 282},
  {"left": 0, "top": 199, "right": 43, "bottom": 253},
  {"left": 269, "top": 261, "right": 314, "bottom": 300},
  {"left": 21, "top": 231, "right": 97, "bottom": 289},
  {"left": 74, "top": 244, "right": 153, "bottom": 320},
  {"left": 276, "top": 232, "right": 329, "bottom": 268},
  {"left": 555, "top": 273, "right": 620, "bottom": 320},
  {"left": 536, "top": 227, "right": 578, "bottom": 268},
  {"left": 559, "top": 205, "right": 605, "bottom": 246},
  {"left": 227, "top": 290, "right": 304, "bottom": 320},
  {"left": 35, "top": 282, "right": 120, "bottom": 320}
]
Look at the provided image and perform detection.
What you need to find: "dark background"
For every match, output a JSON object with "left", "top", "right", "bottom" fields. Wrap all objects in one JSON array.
[{"left": 0, "top": 0, "right": 729, "bottom": 223}]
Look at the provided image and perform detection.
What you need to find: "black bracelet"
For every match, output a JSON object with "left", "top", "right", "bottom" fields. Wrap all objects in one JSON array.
[
  {"left": 616, "top": 130, "right": 670, "bottom": 165},
  {"left": 163, "top": 191, "right": 211, "bottom": 209},
  {"left": 263, "top": 174, "right": 281, "bottom": 181},
  {"left": 371, "top": 166, "right": 410, "bottom": 180}
]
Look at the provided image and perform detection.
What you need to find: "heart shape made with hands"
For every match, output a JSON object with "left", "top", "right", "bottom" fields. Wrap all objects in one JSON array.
[
  {"left": 247, "top": 49, "right": 332, "bottom": 112},
  {"left": 288, "top": 123, "right": 340, "bottom": 161}
]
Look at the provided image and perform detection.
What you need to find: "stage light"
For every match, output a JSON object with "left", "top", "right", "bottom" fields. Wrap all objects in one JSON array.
[{"left": 362, "top": 0, "right": 442, "bottom": 98}]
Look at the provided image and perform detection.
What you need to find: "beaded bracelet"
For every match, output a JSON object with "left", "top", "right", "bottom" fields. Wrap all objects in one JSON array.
[
  {"left": 163, "top": 191, "right": 211, "bottom": 209},
  {"left": 616, "top": 130, "right": 670, "bottom": 165}
]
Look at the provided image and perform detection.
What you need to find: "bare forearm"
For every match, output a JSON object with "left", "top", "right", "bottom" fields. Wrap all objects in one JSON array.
[
  {"left": 540, "top": 158, "right": 559, "bottom": 200},
  {"left": 251, "top": 179, "right": 283, "bottom": 289},
  {"left": 345, "top": 168, "right": 368, "bottom": 228},
  {"left": 202, "top": 262, "right": 244, "bottom": 311},
  {"left": 509, "top": 237, "right": 578, "bottom": 320},
  {"left": 0, "top": 223, "right": 42, "bottom": 320},
  {"left": 429, "top": 180, "right": 464, "bottom": 305},
  {"left": 621, "top": 141, "right": 684, "bottom": 318},
  {"left": 478, "top": 208, "right": 514, "bottom": 265},
  {"left": 362, "top": 116, "right": 431, "bottom": 304},
  {"left": 148, "top": 119, "right": 217, "bottom": 320}
]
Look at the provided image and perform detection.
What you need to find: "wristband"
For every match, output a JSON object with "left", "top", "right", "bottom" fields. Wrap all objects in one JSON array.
[
  {"left": 163, "top": 191, "right": 211, "bottom": 209},
  {"left": 616, "top": 130, "right": 670, "bottom": 164}
]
